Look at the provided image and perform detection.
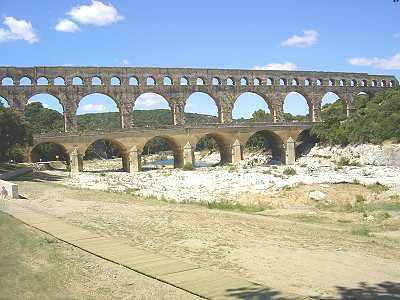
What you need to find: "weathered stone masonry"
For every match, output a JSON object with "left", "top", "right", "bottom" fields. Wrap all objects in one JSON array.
[
  {"left": 0, "top": 66, "right": 397, "bottom": 131},
  {"left": 0, "top": 66, "right": 397, "bottom": 172}
]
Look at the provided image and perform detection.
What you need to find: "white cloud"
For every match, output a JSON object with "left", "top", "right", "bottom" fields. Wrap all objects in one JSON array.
[
  {"left": 281, "top": 30, "right": 319, "bottom": 48},
  {"left": 253, "top": 62, "right": 298, "bottom": 71},
  {"left": 67, "top": 0, "right": 123, "bottom": 26},
  {"left": 394, "top": 33, "right": 400, "bottom": 38},
  {"left": 348, "top": 53, "right": 400, "bottom": 70},
  {"left": 135, "top": 93, "right": 169, "bottom": 109},
  {"left": 0, "top": 16, "right": 38, "bottom": 43},
  {"left": 55, "top": 19, "right": 80, "bottom": 32},
  {"left": 122, "top": 59, "right": 130, "bottom": 66},
  {"left": 81, "top": 103, "right": 107, "bottom": 112}
]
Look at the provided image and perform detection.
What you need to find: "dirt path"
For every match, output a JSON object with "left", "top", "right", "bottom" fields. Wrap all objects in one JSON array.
[{"left": 15, "top": 179, "right": 400, "bottom": 299}]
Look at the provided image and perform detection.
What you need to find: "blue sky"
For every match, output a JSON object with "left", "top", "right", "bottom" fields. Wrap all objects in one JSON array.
[{"left": 1, "top": 0, "right": 399, "bottom": 117}]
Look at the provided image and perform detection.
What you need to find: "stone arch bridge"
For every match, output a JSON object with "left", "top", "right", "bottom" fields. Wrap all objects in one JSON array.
[{"left": 1, "top": 66, "right": 397, "bottom": 173}]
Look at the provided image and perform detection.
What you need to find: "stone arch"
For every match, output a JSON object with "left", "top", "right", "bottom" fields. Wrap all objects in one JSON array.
[
  {"left": 27, "top": 92, "right": 65, "bottom": 113},
  {"left": 163, "top": 76, "right": 173, "bottom": 85},
  {"left": 133, "top": 92, "right": 173, "bottom": 125},
  {"left": 291, "top": 78, "right": 299, "bottom": 86},
  {"left": 180, "top": 76, "right": 189, "bottom": 85},
  {"left": 92, "top": 76, "right": 102, "bottom": 86},
  {"left": 283, "top": 91, "right": 312, "bottom": 121},
  {"left": 77, "top": 93, "right": 120, "bottom": 129},
  {"left": 244, "top": 130, "right": 284, "bottom": 163},
  {"left": 129, "top": 76, "right": 139, "bottom": 86},
  {"left": 226, "top": 77, "right": 235, "bottom": 86},
  {"left": 54, "top": 77, "right": 65, "bottom": 85},
  {"left": 111, "top": 76, "right": 121, "bottom": 86},
  {"left": 240, "top": 77, "right": 248, "bottom": 86},
  {"left": 184, "top": 92, "right": 219, "bottom": 123},
  {"left": 279, "top": 78, "right": 287, "bottom": 86},
  {"left": 19, "top": 76, "right": 32, "bottom": 86},
  {"left": 193, "top": 132, "right": 233, "bottom": 166},
  {"left": 253, "top": 78, "right": 261, "bottom": 86},
  {"left": 389, "top": 80, "right": 396, "bottom": 87},
  {"left": 141, "top": 135, "right": 182, "bottom": 169},
  {"left": 30, "top": 142, "right": 69, "bottom": 165},
  {"left": 267, "top": 78, "right": 274, "bottom": 86},
  {"left": 72, "top": 76, "right": 84, "bottom": 85},
  {"left": 232, "top": 92, "right": 274, "bottom": 121},
  {"left": 83, "top": 138, "right": 128, "bottom": 172},
  {"left": 196, "top": 77, "right": 205, "bottom": 85},
  {"left": 320, "top": 91, "right": 347, "bottom": 116},
  {"left": 212, "top": 77, "right": 221, "bottom": 85},
  {"left": 328, "top": 79, "right": 335, "bottom": 86},
  {"left": 1, "top": 77, "right": 14, "bottom": 86},
  {"left": 146, "top": 76, "right": 156, "bottom": 86},
  {"left": 37, "top": 77, "right": 49, "bottom": 85}
]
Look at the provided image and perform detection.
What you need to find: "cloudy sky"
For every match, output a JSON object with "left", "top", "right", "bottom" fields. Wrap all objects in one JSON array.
[{"left": 0, "top": 0, "right": 399, "bottom": 117}]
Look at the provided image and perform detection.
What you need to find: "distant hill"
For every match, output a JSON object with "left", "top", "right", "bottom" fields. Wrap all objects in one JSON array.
[
  {"left": 77, "top": 109, "right": 219, "bottom": 131},
  {"left": 25, "top": 103, "right": 219, "bottom": 133}
]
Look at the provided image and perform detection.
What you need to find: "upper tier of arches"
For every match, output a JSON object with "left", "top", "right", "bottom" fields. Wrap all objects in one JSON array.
[{"left": 0, "top": 67, "right": 397, "bottom": 89}]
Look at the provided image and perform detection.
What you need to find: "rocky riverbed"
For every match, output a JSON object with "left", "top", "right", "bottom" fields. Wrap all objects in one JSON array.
[{"left": 41, "top": 143, "right": 400, "bottom": 205}]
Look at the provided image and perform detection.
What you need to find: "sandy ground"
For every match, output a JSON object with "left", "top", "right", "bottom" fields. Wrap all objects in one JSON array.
[
  {"left": 0, "top": 211, "right": 200, "bottom": 300},
  {"left": 13, "top": 175, "right": 400, "bottom": 299}
]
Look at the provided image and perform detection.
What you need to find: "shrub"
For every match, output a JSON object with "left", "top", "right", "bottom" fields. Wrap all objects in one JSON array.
[
  {"left": 366, "top": 182, "right": 389, "bottom": 193},
  {"left": 351, "top": 225, "right": 370, "bottom": 237},
  {"left": 283, "top": 167, "right": 296, "bottom": 176},
  {"left": 337, "top": 156, "right": 351, "bottom": 166},
  {"left": 354, "top": 194, "right": 366, "bottom": 213}
]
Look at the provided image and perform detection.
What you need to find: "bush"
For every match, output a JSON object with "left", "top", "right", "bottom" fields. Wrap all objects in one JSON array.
[
  {"left": 366, "top": 182, "right": 389, "bottom": 193},
  {"left": 283, "top": 167, "right": 296, "bottom": 176},
  {"left": 351, "top": 225, "right": 370, "bottom": 237},
  {"left": 354, "top": 194, "right": 366, "bottom": 213}
]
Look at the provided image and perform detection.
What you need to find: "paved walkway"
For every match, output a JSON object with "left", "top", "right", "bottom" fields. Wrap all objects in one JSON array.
[{"left": 2, "top": 200, "right": 273, "bottom": 300}]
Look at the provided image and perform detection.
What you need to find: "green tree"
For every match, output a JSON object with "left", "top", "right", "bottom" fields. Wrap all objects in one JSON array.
[{"left": 0, "top": 104, "right": 32, "bottom": 162}]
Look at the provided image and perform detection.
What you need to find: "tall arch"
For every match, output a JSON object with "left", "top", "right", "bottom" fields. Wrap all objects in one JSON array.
[
  {"left": 233, "top": 92, "right": 273, "bottom": 122},
  {"left": 185, "top": 92, "right": 218, "bottom": 124},
  {"left": 77, "top": 93, "right": 120, "bottom": 130},
  {"left": 26, "top": 93, "right": 64, "bottom": 133},
  {"left": 283, "top": 92, "right": 311, "bottom": 121},
  {"left": 83, "top": 138, "right": 127, "bottom": 172},
  {"left": 133, "top": 93, "right": 172, "bottom": 126}
]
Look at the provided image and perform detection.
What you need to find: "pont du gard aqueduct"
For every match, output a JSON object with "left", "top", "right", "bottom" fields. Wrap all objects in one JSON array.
[{"left": 0, "top": 66, "right": 398, "bottom": 173}]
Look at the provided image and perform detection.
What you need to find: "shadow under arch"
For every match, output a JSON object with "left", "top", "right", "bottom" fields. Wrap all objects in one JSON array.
[
  {"left": 184, "top": 91, "right": 219, "bottom": 124},
  {"left": 232, "top": 92, "right": 274, "bottom": 122},
  {"left": 83, "top": 138, "right": 127, "bottom": 172},
  {"left": 133, "top": 92, "right": 173, "bottom": 126},
  {"left": 30, "top": 142, "right": 70, "bottom": 170},
  {"left": 295, "top": 129, "right": 317, "bottom": 159},
  {"left": 245, "top": 130, "right": 284, "bottom": 164},
  {"left": 141, "top": 135, "right": 181, "bottom": 169},
  {"left": 283, "top": 91, "right": 312, "bottom": 121},
  {"left": 194, "top": 132, "right": 231, "bottom": 166}
]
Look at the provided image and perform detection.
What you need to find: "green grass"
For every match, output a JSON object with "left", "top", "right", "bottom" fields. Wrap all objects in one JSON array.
[
  {"left": 0, "top": 211, "right": 78, "bottom": 298},
  {"left": 0, "top": 162, "right": 26, "bottom": 173},
  {"left": 203, "top": 201, "right": 269, "bottom": 213},
  {"left": 365, "top": 182, "right": 390, "bottom": 193},
  {"left": 288, "top": 214, "right": 327, "bottom": 223},
  {"left": 283, "top": 167, "right": 296, "bottom": 176},
  {"left": 351, "top": 225, "right": 370, "bottom": 237}
]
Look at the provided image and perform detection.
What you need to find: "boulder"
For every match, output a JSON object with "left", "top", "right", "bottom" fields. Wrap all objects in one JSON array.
[{"left": 308, "top": 190, "right": 327, "bottom": 201}]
